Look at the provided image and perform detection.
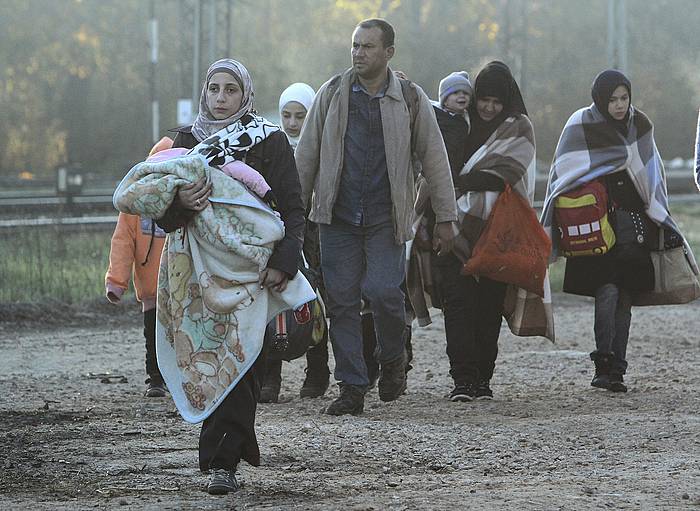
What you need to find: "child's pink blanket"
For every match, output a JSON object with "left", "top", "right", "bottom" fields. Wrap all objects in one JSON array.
[{"left": 146, "top": 147, "right": 271, "bottom": 199}]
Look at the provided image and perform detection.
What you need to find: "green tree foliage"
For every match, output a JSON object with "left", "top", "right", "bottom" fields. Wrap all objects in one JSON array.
[{"left": 1, "top": 0, "right": 699, "bottom": 183}]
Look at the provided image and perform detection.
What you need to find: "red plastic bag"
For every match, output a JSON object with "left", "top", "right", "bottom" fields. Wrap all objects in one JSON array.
[{"left": 462, "top": 185, "right": 551, "bottom": 297}]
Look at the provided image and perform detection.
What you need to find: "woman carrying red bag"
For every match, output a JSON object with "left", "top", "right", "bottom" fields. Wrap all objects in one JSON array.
[{"left": 436, "top": 61, "right": 539, "bottom": 402}]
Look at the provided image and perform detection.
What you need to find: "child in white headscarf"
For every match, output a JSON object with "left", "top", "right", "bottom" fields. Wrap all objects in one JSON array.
[{"left": 278, "top": 82, "right": 315, "bottom": 149}]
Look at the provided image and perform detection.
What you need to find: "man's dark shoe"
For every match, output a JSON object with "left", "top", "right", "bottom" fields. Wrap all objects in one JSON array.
[
  {"left": 449, "top": 383, "right": 475, "bottom": 402},
  {"left": 299, "top": 366, "right": 330, "bottom": 398},
  {"left": 207, "top": 468, "right": 240, "bottom": 495},
  {"left": 362, "top": 326, "right": 412, "bottom": 389},
  {"left": 474, "top": 380, "right": 493, "bottom": 400},
  {"left": 590, "top": 351, "right": 612, "bottom": 389},
  {"left": 325, "top": 384, "right": 365, "bottom": 416},
  {"left": 378, "top": 352, "right": 407, "bottom": 402},
  {"left": 608, "top": 373, "right": 628, "bottom": 393},
  {"left": 144, "top": 376, "right": 167, "bottom": 398}
]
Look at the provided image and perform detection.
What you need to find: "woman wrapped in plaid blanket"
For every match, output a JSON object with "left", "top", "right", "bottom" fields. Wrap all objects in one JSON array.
[
  {"left": 436, "top": 61, "right": 546, "bottom": 403},
  {"left": 541, "top": 69, "right": 699, "bottom": 393}
]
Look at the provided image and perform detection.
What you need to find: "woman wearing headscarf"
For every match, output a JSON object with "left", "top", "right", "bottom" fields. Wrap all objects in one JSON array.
[
  {"left": 541, "top": 69, "right": 699, "bottom": 393},
  {"left": 440, "top": 61, "right": 538, "bottom": 402},
  {"left": 259, "top": 82, "right": 333, "bottom": 403},
  {"left": 155, "top": 59, "right": 308, "bottom": 494}
]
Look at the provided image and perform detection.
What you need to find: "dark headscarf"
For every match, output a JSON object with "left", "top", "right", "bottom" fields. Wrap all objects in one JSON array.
[
  {"left": 591, "top": 69, "right": 632, "bottom": 135},
  {"left": 465, "top": 61, "right": 528, "bottom": 161}
]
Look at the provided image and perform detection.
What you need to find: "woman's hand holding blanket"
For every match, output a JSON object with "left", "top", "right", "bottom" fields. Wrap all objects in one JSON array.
[
  {"left": 178, "top": 176, "right": 212, "bottom": 211},
  {"left": 260, "top": 268, "right": 289, "bottom": 292}
]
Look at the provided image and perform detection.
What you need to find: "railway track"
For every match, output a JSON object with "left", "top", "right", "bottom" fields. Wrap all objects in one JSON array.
[{"left": 1, "top": 171, "right": 697, "bottom": 231}]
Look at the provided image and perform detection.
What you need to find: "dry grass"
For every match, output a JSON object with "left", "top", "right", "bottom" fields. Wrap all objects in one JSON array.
[
  {"left": 0, "top": 226, "right": 113, "bottom": 303},
  {"left": 1, "top": 201, "right": 699, "bottom": 303}
]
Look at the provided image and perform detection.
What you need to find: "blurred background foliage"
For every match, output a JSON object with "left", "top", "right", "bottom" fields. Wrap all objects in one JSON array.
[
  {"left": 1, "top": 0, "right": 699, "bottom": 183},
  {"left": 1, "top": 0, "right": 700, "bottom": 304}
]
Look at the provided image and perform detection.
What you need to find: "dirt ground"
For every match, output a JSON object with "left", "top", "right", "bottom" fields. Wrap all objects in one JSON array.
[{"left": 0, "top": 294, "right": 698, "bottom": 510}]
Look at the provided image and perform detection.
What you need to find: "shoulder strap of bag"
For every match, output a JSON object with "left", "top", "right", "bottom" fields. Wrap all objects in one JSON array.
[{"left": 398, "top": 77, "right": 419, "bottom": 131}]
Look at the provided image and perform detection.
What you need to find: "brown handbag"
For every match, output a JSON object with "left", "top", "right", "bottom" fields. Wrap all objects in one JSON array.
[{"left": 633, "top": 228, "right": 700, "bottom": 306}]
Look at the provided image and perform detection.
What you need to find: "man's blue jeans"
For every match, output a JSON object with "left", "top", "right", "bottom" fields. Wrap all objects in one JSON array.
[{"left": 319, "top": 220, "right": 406, "bottom": 387}]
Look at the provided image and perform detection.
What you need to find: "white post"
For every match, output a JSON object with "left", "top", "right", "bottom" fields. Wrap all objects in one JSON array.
[
  {"left": 226, "top": 0, "right": 232, "bottom": 55},
  {"left": 149, "top": 0, "right": 159, "bottom": 143},
  {"left": 607, "top": 0, "right": 616, "bottom": 68},
  {"left": 192, "top": 0, "right": 202, "bottom": 119},
  {"left": 619, "top": 0, "right": 628, "bottom": 72},
  {"left": 607, "top": 0, "right": 628, "bottom": 71},
  {"left": 208, "top": 0, "right": 217, "bottom": 63}
]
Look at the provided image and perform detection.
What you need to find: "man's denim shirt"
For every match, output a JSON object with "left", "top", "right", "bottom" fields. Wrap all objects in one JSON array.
[{"left": 333, "top": 80, "right": 393, "bottom": 226}]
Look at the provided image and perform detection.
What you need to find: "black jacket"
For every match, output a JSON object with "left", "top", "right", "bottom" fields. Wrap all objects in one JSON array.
[
  {"left": 156, "top": 125, "right": 305, "bottom": 277},
  {"left": 432, "top": 105, "right": 469, "bottom": 179}
]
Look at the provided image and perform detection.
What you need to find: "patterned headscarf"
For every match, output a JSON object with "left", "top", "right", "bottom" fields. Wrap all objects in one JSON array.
[{"left": 191, "top": 59, "right": 255, "bottom": 142}]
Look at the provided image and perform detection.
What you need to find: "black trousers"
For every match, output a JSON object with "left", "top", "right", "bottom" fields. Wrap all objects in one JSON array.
[
  {"left": 433, "top": 254, "right": 507, "bottom": 384},
  {"left": 362, "top": 314, "right": 413, "bottom": 382},
  {"left": 143, "top": 308, "right": 162, "bottom": 380},
  {"left": 198, "top": 340, "right": 268, "bottom": 472},
  {"left": 305, "top": 332, "right": 330, "bottom": 370}
]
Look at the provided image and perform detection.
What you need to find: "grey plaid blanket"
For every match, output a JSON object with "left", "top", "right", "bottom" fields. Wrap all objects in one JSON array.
[{"left": 457, "top": 115, "right": 536, "bottom": 225}]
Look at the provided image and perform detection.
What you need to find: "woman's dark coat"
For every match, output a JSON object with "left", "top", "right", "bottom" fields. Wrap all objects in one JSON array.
[{"left": 563, "top": 170, "right": 655, "bottom": 297}]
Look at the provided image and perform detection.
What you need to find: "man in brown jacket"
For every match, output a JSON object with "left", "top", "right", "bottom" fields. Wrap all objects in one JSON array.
[{"left": 295, "top": 18, "right": 458, "bottom": 416}]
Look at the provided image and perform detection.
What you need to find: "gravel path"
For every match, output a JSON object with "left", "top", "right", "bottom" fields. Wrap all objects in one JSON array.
[{"left": 0, "top": 294, "right": 698, "bottom": 510}]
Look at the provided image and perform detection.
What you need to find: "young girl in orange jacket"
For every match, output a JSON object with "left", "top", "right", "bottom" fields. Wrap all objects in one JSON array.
[{"left": 105, "top": 137, "right": 171, "bottom": 397}]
